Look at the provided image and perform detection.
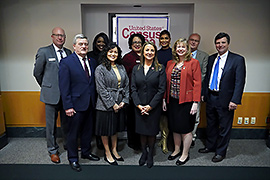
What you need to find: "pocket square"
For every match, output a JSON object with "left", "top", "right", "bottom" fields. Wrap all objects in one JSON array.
[{"left": 48, "top": 58, "right": 56, "bottom": 61}]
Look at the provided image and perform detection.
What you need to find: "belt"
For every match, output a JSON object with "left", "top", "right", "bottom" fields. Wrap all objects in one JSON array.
[{"left": 209, "top": 89, "right": 219, "bottom": 96}]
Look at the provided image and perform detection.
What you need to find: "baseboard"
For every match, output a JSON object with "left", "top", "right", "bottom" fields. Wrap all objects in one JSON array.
[
  {"left": 0, "top": 133, "right": 8, "bottom": 149},
  {"left": 6, "top": 127, "right": 269, "bottom": 139}
]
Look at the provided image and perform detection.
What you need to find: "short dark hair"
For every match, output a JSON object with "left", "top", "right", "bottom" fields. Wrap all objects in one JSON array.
[
  {"left": 100, "top": 42, "right": 122, "bottom": 70},
  {"left": 128, "top": 33, "right": 145, "bottom": 49},
  {"left": 159, "top": 30, "right": 171, "bottom": 39},
  {"left": 214, "top": 32, "right": 230, "bottom": 44}
]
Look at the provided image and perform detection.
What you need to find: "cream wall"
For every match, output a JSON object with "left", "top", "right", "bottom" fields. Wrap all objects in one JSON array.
[{"left": 0, "top": 0, "right": 269, "bottom": 92}]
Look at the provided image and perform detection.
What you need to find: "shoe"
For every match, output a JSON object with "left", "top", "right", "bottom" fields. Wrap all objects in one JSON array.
[
  {"left": 104, "top": 156, "right": 118, "bottom": 165},
  {"left": 190, "top": 140, "right": 195, "bottom": 148},
  {"left": 139, "top": 152, "right": 148, "bottom": 166},
  {"left": 176, "top": 156, "right": 189, "bottom": 166},
  {"left": 168, "top": 152, "right": 181, "bottom": 160},
  {"left": 146, "top": 156, "right": 153, "bottom": 168},
  {"left": 198, "top": 147, "right": 213, "bottom": 153},
  {"left": 69, "top": 161, "right": 81, "bottom": 172},
  {"left": 212, "top": 155, "right": 225, "bottom": 163},
  {"left": 112, "top": 153, "right": 124, "bottom": 161},
  {"left": 50, "top": 154, "right": 60, "bottom": 163},
  {"left": 81, "top": 153, "right": 100, "bottom": 161}
]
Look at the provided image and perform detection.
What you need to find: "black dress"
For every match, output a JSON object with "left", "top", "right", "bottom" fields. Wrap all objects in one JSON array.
[{"left": 131, "top": 64, "right": 166, "bottom": 136}]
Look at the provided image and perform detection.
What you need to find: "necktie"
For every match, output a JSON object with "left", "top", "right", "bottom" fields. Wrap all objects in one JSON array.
[
  {"left": 210, "top": 56, "right": 221, "bottom": 91},
  {"left": 58, "top": 50, "right": 64, "bottom": 59},
  {"left": 82, "top": 58, "right": 90, "bottom": 79}
]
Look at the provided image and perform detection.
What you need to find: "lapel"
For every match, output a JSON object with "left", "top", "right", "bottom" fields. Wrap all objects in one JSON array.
[
  {"left": 49, "top": 44, "right": 60, "bottom": 67},
  {"left": 221, "top": 51, "right": 233, "bottom": 79},
  {"left": 73, "top": 53, "right": 90, "bottom": 82},
  {"left": 145, "top": 62, "right": 156, "bottom": 79}
]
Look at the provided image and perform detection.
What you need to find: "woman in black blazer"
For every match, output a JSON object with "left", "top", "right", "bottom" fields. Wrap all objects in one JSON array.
[{"left": 131, "top": 42, "right": 166, "bottom": 168}]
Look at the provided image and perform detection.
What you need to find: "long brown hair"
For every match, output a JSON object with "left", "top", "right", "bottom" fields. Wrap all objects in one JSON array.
[{"left": 172, "top": 38, "right": 192, "bottom": 63}]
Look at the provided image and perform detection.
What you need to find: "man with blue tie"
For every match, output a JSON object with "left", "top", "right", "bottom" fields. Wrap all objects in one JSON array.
[
  {"left": 199, "top": 32, "right": 246, "bottom": 162},
  {"left": 34, "top": 27, "right": 72, "bottom": 164},
  {"left": 59, "top": 34, "right": 100, "bottom": 172}
]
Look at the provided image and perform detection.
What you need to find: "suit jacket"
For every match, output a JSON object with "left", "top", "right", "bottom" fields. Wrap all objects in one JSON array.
[
  {"left": 131, "top": 64, "right": 166, "bottom": 109},
  {"left": 195, "top": 49, "right": 209, "bottom": 83},
  {"left": 95, "top": 64, "right": 129, "bottom": 111},
  {"left": 33, "top": 44, "right": 72, "bottom": 104},
  {"left": 203, "top": 51, "right": 246, "bottom": 108},
  {"left": 165, "top": 59, "right": 201, "bottom": 104},
  {"left": 59, "top": 52, "right": 97, "bottom": 111}
]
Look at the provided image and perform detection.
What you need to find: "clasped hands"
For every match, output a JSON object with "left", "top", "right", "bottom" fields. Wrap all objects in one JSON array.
[
  {"left": 113, "top": 102, "right": 125, "bottom": 113},
  {"left": 137, "top": 105, "right": 152, "bottom": 115}
]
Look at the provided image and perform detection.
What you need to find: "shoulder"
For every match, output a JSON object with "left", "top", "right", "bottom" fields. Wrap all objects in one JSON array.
[
  {"left": 228, "top": 51, "right": 244, "bottom": 59},
  {"left": 197, "top": 49, "right": 208, "bottom": 56},
  {"left": 37, "top": 44, "right": 52, "bottom": 53}
]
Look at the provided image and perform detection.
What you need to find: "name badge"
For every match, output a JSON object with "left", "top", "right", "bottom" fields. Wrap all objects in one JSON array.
[
  {"left": 136, "top": 60, "right": 140, "bottom": 63},
  {"left": 48, "top": 58, "right": 56, "bottom": 61}
]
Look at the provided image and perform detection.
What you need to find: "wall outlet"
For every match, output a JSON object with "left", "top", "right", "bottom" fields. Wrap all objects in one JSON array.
[
  {"left": 244, "top": 117, "right": 249, "bottom": 124},
  {"left": 251, "top": 117, "right": 256, "bottom": 124},
  {"left": 237, "top": 117, "right": 243, "bottom": 124}
]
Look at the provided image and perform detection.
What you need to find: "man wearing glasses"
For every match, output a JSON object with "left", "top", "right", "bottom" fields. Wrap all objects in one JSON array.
[{"left": 34, "top": 27, "right": 72, "bottom": 163}]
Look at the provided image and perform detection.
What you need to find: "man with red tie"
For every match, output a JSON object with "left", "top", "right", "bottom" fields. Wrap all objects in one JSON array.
[
  {"left": 59, "top": 34, "right": 99, "bottom": 172},
  {"left": 199, "top": 32, "right": 246, "bottom": 162}
]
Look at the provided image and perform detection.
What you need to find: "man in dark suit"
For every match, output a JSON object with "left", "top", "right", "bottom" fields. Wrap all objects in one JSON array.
[
  {"left": 188, "top": 33, "right": 209, "bottom": 147},
  {"left": 199, "top": 32, "right": 246, "bottom": 162},
  {"left": 59, "top": 34, "right": 99, "bottom": 172},
  {"left": 33, "top": 27, "right": 72, "bottom": 163}
]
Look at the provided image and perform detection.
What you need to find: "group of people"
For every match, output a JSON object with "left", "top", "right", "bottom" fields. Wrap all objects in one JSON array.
[{"left": 33, "top": 27, "right": 246, "bottom": 172}]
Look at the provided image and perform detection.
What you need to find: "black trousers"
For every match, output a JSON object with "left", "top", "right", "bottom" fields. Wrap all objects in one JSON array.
[
  {"left": 206, "top": 93, "right": 234, "bottom": 157},
  {"left": 67, "top": 105, "right": 93, "bottom": 163}
]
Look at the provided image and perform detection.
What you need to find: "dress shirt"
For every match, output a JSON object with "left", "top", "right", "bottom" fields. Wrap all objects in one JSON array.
[
  {"left": 191, "top": 50, "right": 197, "bottom": 59},
  {"left": 209, "top": 51, "right": 228, "bottom": 91},
  {"left": 52, "top": 43, "right": 67, "bottom": 61},
  {"left": 76, "top": 53, "right": 91, "bottom": 77}
]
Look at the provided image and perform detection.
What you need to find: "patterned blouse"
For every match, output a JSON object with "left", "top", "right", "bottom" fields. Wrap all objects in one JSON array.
[{"left": 170, "top": 64, "right": 183, "bottom": 99}]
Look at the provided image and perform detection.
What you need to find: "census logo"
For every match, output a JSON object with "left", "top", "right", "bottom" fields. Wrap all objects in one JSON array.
[{"left": 116, "top": 15, "right": 170, "bottom": 55}]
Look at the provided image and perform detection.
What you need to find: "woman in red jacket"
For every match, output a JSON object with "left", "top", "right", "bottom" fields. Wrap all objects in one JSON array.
[{"left": 163, "top": 38, "right": 201, "bottom": 165}]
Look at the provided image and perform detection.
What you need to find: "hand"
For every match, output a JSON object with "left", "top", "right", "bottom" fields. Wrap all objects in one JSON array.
[
  {"left": 113, "top": 104, "right": 119, "bottom": 113},
  {"left": 118, "top": 102, "right": 125, "bottom": 109},
  {"left": 65, "top": 108, "right": 76, "bottom": 117},
  {"left": 138, "top": 105, "right": 150, "bottom": 115},
  {"left": 201, "top": 96, "right": 204, "bottom": 102},
  {"left": 190, "top": 102, "right": 198, "bottom": 115},
  {"left": 229, "top": 102, "right": 238, "bottom": 111},
  {"left": 162, "top": 99, "right": 167, "bottom": 111}
]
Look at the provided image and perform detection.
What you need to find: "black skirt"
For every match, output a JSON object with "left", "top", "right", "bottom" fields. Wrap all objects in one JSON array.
[
  {"left": 95, "top": 108, "right": 126, "bottom": 136},
  {"left": 168, "top": 97, "right": 196, "bottom": 134}
]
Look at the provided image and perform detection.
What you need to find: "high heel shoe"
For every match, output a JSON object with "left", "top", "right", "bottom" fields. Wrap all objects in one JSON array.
[
  {"left": 176, "top": 156, "right": 189, "bottom": 166},
  {"left": 112, "top": 153, "right": 124, "bottom": 161},
  {"left": 168, "top": 152, "right": 181, "bottom": 160},
  {"left": 104, "top": 156, "right": 118, "bottom": 166},
  {"left": 146, "top": 155, "right": 153, "bottom": 168},
  {"left": 139, "top": 152, "right": 148, "bottom": 166}
]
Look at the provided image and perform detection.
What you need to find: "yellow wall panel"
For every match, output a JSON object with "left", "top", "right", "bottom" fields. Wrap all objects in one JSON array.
[
  {"left": 1, "top": 92, "right": 269, "bottom": 129},
  {"left": 0, "top": 95, "right": 6, "bottom": 134}
]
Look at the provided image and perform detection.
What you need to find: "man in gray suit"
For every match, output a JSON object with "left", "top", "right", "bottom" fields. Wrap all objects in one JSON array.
[
  {"left": 34, "top": 27, "right": 72, "bottom": 163},
  {"left": 188, "top": 33, "right": 209, "bottom": 147}
]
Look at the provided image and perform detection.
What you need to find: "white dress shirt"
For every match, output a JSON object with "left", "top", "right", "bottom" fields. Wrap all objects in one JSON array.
[{"left": 209, "top": 51, "right": 228, "bottom": 91}]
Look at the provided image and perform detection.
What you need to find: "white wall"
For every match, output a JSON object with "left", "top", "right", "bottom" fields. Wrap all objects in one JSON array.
[{"left": 0, "top": 0, "right": 269, "bottom": 92}]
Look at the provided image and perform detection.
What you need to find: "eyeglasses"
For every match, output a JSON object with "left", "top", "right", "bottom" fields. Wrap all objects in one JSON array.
[
  {"left": 189, "top": 39, "right": 199, "bottom": 43},
  {"left": 132, "top": 41, "right": 142, "bottom": 45},
  {"left": 52, "top": 34, "right": 66, "bottom": 38}
]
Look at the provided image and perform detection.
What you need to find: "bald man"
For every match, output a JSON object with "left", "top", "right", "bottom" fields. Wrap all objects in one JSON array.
[
  {"left": 188, "top": 33, "right": 209, "bottom": 147},
  {"left": 34, "top": 27, "right": 72, "bottom": 163}
]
